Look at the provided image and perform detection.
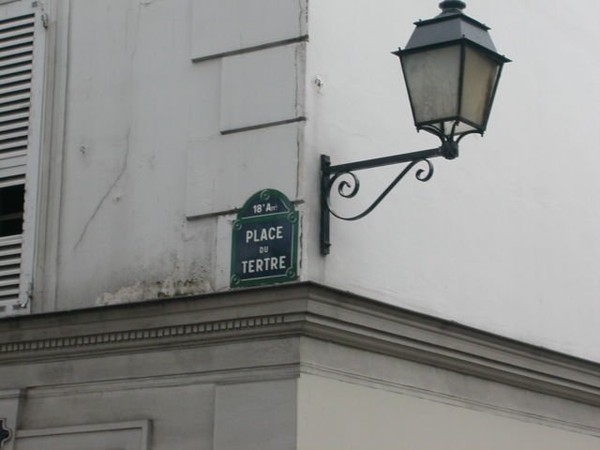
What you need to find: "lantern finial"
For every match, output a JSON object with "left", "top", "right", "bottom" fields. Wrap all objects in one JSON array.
[{"left": 438, "top": 1, "right": 466, "bottom": 15}]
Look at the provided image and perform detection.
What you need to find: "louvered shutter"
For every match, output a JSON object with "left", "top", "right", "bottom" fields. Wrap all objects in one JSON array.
[{"left": 0, "top": 6, "right": 46, "bottom": 316}]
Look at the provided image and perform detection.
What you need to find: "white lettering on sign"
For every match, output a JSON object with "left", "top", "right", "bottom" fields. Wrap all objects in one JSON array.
[
  {"left": 245, "top": 226, "right": 284, "bottom": 243},
  {"left": 252, "top": 203, "right": 279, "bottom": 214},
  {"left": 241, "top": 256, "right": 287, "bottom": 274}
]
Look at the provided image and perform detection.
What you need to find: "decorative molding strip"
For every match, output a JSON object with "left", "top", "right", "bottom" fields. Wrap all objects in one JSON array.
[
  {"left": 16, "top": 419, "right": 150, "bottom": 437},
  {"left": 16, "top": 420, "right": 151, "bottom": 450},
  {"left": 186, "top": 199, "right": 305, "bottom": 222},
  {"left": 0, "top": 314, "right": 286, "bottom": 355},
  {"left": 220, "top": 117, "right": 306, "bottom": 136},
  {"left": 0, "top": 390, "right": 20, "bottom": 400},
  {"left": 192, "top": 35, "right": 309, "bottom": 63},
  {"left": 25, "top": 365, "right": 301, "bottom": 400}
]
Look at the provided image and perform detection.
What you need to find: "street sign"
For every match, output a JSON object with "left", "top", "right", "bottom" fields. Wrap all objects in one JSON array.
[{"left": 231, "top": 189, "right": 298, "bottom": 287}]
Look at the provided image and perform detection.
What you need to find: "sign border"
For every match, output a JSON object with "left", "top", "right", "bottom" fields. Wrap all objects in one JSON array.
[{"left": 230, "top": 189, "right": 299, "bottom": 288}]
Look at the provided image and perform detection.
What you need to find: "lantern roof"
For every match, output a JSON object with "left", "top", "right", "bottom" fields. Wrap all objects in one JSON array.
[{"left": 402, "top": 1, "right": 509, "bottom": 62}]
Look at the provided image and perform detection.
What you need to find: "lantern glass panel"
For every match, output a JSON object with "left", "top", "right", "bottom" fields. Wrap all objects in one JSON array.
[
  {"left": 440, "top": 118, "right": 477, "bottom": 136},
  {"left": 401, "top": 45, "right": 461, "bottom": 126},
  {"left": 461, "top": 45, "right": 501, "bottom": 129}
]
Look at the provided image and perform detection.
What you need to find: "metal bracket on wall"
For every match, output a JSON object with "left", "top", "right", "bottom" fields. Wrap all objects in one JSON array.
[{"left": 319, "top": 140, "right": 461, "bottom": 255}]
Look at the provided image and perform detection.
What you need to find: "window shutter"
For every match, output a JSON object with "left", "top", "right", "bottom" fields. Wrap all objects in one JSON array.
[
  {"left": 0, "top": 7, "right": 46, "bottom": 316},
  {"left": 0, "top": 235, "right": 23, "bottom": 308},
  {"left": 0, "top": 14, "right": 34, "bottom": 159}
]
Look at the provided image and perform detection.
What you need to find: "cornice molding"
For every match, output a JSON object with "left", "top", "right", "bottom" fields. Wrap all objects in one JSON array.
[
  {"left": 0, "top": 314, "right": 288, "bottom": 355},
  {"left": 1, "top": 283, "right": 599, "bottom": 407}
]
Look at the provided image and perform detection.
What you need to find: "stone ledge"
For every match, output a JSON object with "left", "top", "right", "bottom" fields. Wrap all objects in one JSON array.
[{"left": 0, "top": 282, "right": 599, "bottom": 407}]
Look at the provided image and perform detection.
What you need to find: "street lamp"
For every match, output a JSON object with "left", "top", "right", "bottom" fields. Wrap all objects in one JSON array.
[{"left": 320, "top": 0, "right": 510, "bottom": 255}]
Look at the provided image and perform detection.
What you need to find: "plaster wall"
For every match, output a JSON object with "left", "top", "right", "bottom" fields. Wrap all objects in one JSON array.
[
  {"left": 298, "top": 374, "right": 600, "bottom": 450},
  {"left": 31, "top": 0, "right": 306, "bottom": 310},
  {"left": 302, "top": 0, "right": 600, "bottom": 362}
]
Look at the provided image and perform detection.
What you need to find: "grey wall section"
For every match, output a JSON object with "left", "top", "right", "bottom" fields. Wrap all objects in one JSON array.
[
  {"left": 16, "top": 0, "right": 306, "bottom": 312},
  {"left": 1, "top": 284, "right": 599, "bottom": 449}
]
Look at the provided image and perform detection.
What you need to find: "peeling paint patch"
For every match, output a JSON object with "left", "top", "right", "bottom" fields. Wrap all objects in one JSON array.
[
  {"left": 96, "top": 276, "right": 212, "bottom": 306},
  {"left": 139, "top": 0, "right": 168, "bottom": 6}
]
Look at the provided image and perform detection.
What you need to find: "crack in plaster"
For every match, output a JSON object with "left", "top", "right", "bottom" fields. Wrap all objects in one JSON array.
[
  {"left": 73, "top": 1, "right": 141, "bottom": 252},
  {"left": 73, "top": 131, "right": 131, "bottom": 251}
]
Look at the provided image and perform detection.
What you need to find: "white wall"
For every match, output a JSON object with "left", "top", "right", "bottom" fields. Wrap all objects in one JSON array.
[{"left": 303, "top": 0, "right": 600, "bottom": 362}]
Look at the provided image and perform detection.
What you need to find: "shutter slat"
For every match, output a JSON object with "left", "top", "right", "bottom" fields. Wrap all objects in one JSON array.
[
  {"left": 0, "top": 138, "right": 28, "bottom": 151},
  {"left": 0, "top": 173, "right": 26, "bottom": 191},
  {"left": 0, "top": 72, "right": 31, "bottom": 86},
  {"left": 0, "top": 82, "right": 32, "bottom": 96},
  {"left": 0, "top": 257, "right": 21, "bottom": 266},
  {"left": 0, "top": 91, "right": 30, "bottom": 105},
  {"left": 0, "top": 62, "right": 32, "bottom": 78},
  {"left": 0, "top": 288, "right": 20, "bottom": 299},
  {"left": 0, "top": 149, "right": 26, "bottom": 161},
  {"left": 0, "top": 108, "right": 29, "bottom": 119},
  {"left": 0, "top": 257, "right": 21, "bottom": 267},
  {"left": 0, "top": 150, "right": 28, "bottom": 160},
  {"left": 0, "top": 127, "right": 28, "bottom": 139},
  {"left": 0, "top": 267, "right": 20, "bottom": 277},
  {"left": 0, "top": 116, "right": 29, "bottom": 131},
  {"left": 0, "top": 45, "right": 33, "bottom": 59},
  {"left": 0, "top": 53, "right": 33, "bottom": 69},
  {"left": 0, "top": 278, "right": 21, "bottom": 288},
  {"left": 0, "top": 289, "right": 20, "bottom": 296},
  {"left": 0, "top": 240, "right": 21, "bottom": 251},
  {"left": 0, "top": 15, "right": 35, "bottom": 33},
  {"left": 0, "top": 125, "right": 30, "bottom": 142},
  {"left": 0, "top": 35, "right": 34, "bottom": 50},
  {"left": 0, "top": 101, "right": 30, "bottom": 116},
  {"left": 0, "top": 235, "right": 22, "bottom": 246}
]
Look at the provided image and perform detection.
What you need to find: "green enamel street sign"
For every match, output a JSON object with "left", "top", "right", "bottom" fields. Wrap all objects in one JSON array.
[{"left": 231, "top": 189, "right": 298, "bottom": 288}]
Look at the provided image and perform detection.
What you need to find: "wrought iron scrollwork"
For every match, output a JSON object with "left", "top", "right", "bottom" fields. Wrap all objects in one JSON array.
[
  {"left": 323, "top": 158, "right": 434, "bottom": 222},
  {"left": 319, "top": 127, "right": 474, "bottom": 255},
  {"left": 319, "top": 121, "right": 480, "bottom": 254}
]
